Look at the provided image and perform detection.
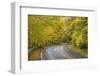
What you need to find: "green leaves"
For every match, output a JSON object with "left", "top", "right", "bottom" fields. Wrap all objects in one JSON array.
[
  {"left": 28, "top": 15, "right": 88, "bottom": 52},
  {"left": 66, "top": 17, "right": 88, "bottom": 49},
  {"left": 28, "top": 15, "right": 66, "bottom": 48}
]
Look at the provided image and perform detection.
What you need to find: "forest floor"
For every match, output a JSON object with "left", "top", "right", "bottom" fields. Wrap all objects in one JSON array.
[{"left": 28, "top": 48, "right": 43, "bottom": 60}]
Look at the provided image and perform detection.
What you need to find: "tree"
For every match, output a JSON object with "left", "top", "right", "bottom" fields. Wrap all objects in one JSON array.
[{"left": 28, "top": 15, "right": 88, "bottom": 52}]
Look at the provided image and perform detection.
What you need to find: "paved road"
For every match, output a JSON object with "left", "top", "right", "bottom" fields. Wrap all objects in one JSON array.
[{"left": 41, "top": 43, "right": 87, "bottom": 60}]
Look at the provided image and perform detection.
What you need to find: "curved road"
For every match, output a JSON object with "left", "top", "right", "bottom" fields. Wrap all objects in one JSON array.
[{"left": 41, "top": 43, "right": 87, "bottom": 60}]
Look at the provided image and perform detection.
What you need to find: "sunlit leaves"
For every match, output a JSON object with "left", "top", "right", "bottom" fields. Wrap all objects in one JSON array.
[
  {"left": 67, "top": 17, "right": 88, "bottom": 49},
  {"left": 28, "top": 15, "right": 66, "bottom": 48},
  {"left": 28, "top": 15, "right": 88, "bottom": 52}
]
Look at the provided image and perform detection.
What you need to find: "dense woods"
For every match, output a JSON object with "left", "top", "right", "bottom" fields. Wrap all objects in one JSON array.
[{"left": 28, "top": 15, "right": 88, "bottom": 60}]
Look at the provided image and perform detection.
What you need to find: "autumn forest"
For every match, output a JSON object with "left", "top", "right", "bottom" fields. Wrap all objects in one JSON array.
[{"left": 28, "top": 15, "right": 88, "bottom": 61}]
